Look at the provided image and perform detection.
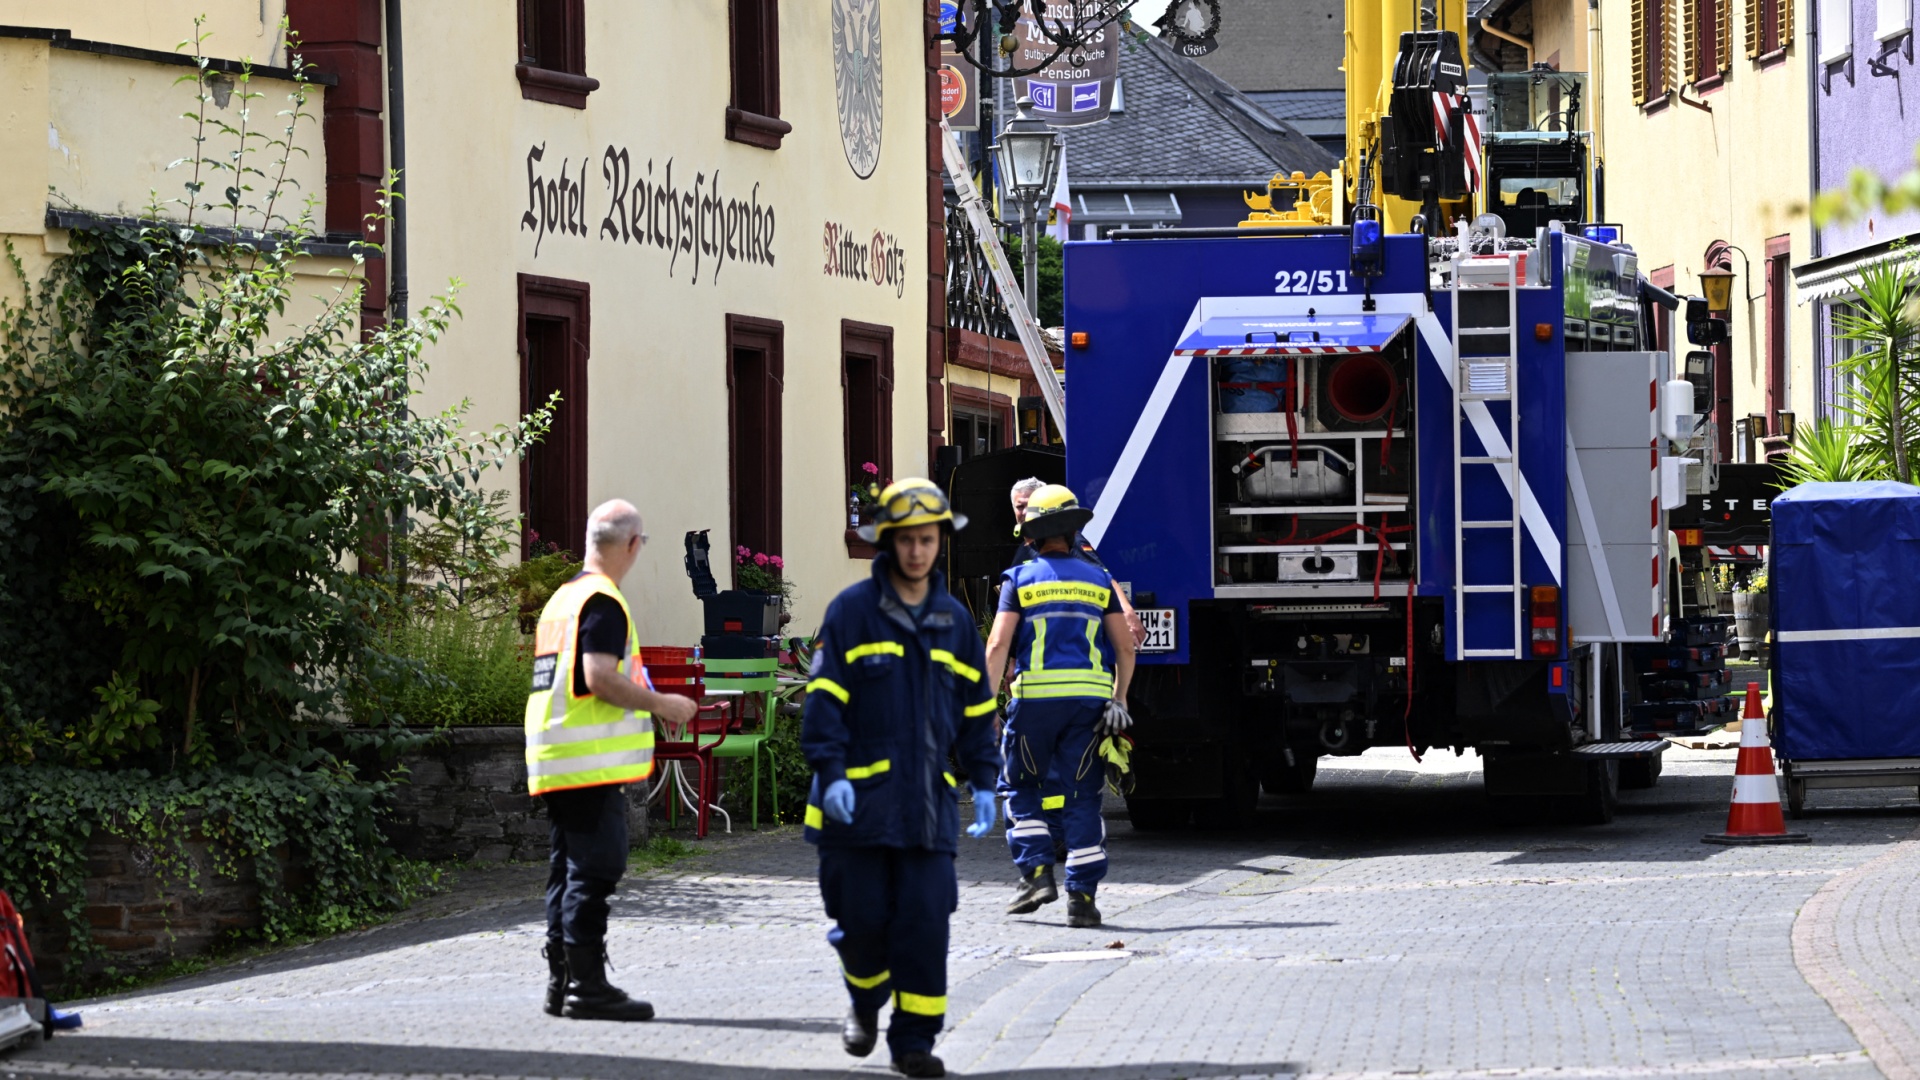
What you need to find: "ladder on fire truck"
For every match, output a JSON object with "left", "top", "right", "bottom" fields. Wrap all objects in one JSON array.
[
  {"left": 1450, "top": 250, "right": 1526, "bottom": 659},
  {"left": 937, "top": 118, "right": 1066, "bottom": 434}
]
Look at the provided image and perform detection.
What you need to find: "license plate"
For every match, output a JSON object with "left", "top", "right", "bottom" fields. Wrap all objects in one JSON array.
[{"left": 1138, "top": 609, "right": 1177, "bottom": 653}]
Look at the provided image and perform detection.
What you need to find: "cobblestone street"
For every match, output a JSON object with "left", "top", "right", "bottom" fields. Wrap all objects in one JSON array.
[{"left": 10, "top": 748, "right": 1920, "bottom": 1080}]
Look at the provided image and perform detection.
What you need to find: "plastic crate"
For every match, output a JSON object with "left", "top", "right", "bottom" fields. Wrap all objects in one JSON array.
[
  {"left": 1626, "top": 695, "right": 1738, "bottom": 734},
  {"left": 1671, "top": 616, "right": 1733, "bottom": 648},
  {"left": 1631, "top": 642, "right": 1727, "bottom": 673},
  {"left": 1641, "top": 667, "right": 1734, "bottom": 701}
]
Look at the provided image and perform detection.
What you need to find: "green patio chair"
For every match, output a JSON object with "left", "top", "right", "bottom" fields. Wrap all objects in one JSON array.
[{"left": 705, "top": 656, "right": 782, "bottom": 829}]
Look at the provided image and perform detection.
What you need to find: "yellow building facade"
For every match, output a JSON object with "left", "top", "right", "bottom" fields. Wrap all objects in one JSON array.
[
  {"left": 1477, "top": 0, "right": 1811, "bottom": 459},
  {"left": 0, "top": 1, "right": 945, "bottom": 645}
]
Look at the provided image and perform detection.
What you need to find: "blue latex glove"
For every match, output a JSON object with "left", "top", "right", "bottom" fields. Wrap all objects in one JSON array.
[
  {"left": 965, "top": 792, "right": 998, "bottom": 838},
  {"left": 822, "top": 779, "right": 856, "bottom": 825}
]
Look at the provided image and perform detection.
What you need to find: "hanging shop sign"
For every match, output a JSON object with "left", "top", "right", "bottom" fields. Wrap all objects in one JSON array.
[
  {"left": 940, "top": 41, "right": 979, "bottom": 131},
  {"left": 1013, "top": 2, "right": 1119, "bottom": 127}
]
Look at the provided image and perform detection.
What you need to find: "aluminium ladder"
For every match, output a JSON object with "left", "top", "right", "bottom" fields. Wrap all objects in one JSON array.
[{"left": 1450, "top": 250, "right": 1526, "bottom": 659}]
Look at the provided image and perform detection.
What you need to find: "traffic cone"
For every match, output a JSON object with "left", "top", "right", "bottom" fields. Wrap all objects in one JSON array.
[{"left": 1703, "top": 682, "right": 1809, "bottom": 845}]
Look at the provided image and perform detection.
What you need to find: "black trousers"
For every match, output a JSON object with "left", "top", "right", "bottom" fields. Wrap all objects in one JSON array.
[{"left": 544, "top": 784, "right": 629, "bottom": 947}]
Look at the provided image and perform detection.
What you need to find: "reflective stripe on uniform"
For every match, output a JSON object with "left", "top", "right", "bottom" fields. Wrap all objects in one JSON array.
[
  {"left": 844, "top": 967, "right": 891, "bottom": 989},
  {"left": 965, "top": 698, "right": 998, "bottom": 717},
  {"left": 845, "top": 759, "right": 891, "bottom": 780},
  {"left": 894, "top": 990, "right": 947, "bottom": 1016},
  {"left": 930, "top": 648, "right": 982, "bottom": 682},
  {"left": 808, "top": 677, "right": 851, "bottom": 703},
  {"left": 1040, "top": 794, "right": 1066, "bottom": 810},
  {"left": 1030, "top": 617, "right": 1046, "bottom": 672},
  {"left": 846, "top": 641, "right": 907, "bottom": 662},
  {"left": 1065, "top": 845, "right": 1106, "bottom": 868},
  {"left": 804, "top": 804, "right": 825, "bottom": 829},
  {"left": 1011, "top": 669, "right": 1114, "bottom": 700},
  {"left": 1007, "top": 820, "right": 1051, "bottom": 838},
  {"left": 526, "top": 742, "right": 657, "bottom": 778},
  {"left": 526, "top": 714, "right": 653, "bottom": 746},
  {"left": 943, "top": 771, "right": 959, "bottom": 788}
]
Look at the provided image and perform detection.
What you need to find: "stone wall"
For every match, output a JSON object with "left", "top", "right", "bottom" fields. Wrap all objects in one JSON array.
[
  {"left": 26, "top": 727, "right": 649, "bottom": 993},
  {"left": 383, "top": 726, "right": 649, "bottom": 864},
  {"left": 28, "top": 831, "right": 291, "bottom": 989}
]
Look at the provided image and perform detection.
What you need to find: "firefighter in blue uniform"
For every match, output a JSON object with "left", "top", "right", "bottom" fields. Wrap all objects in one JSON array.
[
  {"left": 801, "top": 478, "right": 1002, "bottom": 1079},
  {"left": 984, "top": 484, "right": 1137, "bottom": 928}
]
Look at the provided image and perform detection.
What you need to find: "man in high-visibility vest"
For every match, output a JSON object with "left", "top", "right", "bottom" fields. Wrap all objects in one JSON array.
[
  {"left": 525, "top": 499, "right": 696, "bottom": 1022},
  {"left": 985, "top": 484, "right": 1137, "bottom": 929},
  {"left": 802, "top": 478, "right": 1002, "bottom": 1079}
]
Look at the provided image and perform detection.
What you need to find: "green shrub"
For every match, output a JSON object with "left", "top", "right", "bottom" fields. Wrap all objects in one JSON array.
[
  {"left": 0, "top": 764, "right": 440, "bottom": 988},
  {"left": 379, "top": 607, "right": 530, "bottom": 727}
]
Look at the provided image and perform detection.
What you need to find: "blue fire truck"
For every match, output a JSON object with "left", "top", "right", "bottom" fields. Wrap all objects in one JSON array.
[{"left": 1063, "top": 223, "right": 1707, "bottom": 827}]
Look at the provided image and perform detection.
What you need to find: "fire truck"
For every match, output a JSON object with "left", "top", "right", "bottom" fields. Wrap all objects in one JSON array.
[{"left": 1057, "top": 2, "right": 1726, "bottom": 828}]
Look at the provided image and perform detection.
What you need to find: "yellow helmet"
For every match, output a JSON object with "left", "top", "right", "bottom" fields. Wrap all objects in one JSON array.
[
  {"left": 857, "top": 477, "right": 968, "bottom": 543},
  {"left": 1018, "top": 483, "right": 1095, "bottom": 540}
]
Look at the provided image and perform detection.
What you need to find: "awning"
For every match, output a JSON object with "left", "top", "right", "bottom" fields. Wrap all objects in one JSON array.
[
  {"left": 1174, "top": 312, "right": 1413, "bottom": 356},
  {"left": 1792, "top": 232, "right": 1920, "bottom": 303}
]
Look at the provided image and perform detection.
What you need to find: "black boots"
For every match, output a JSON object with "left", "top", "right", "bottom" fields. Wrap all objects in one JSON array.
[
  {"left": 891, "top": 1051, "right": 947, "bottom": 1077},
  {"left": 542, "top": 939, "right": 568, "bottom": 1016},
  {"left": 843, "top": 1007, "right": 879, "bottom": 1057},
  {"left": 560, "top": 943, "right": 655, "bottom": 1021},
  {"left": 1067, "top": 891, "right": 1102, "bottom": 928},
  {"left": 1006, "top": 864, "right": 1059, "bottom": 915}
]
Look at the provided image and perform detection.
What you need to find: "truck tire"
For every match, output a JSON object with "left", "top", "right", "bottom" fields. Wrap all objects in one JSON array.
[
  {"left": 1123, "top": 797, "right": 1191, "bottom": 831},
  {"left": 1618, "top": 754, "right": 1663, "bottom": 790},
  {"left": 1195, "top": 759, "right": 1261, "bottom": 830},
  {"left": 1575, "top": 759, "right": 1619, "bottom": 825},
  {"left": 1260, "top": 752, "right": 1318, "bottom": 795}
]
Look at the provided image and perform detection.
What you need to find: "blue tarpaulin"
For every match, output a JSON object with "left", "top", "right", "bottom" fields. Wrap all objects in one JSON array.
[{"left": 1773, "top": 481, "right": 1920, "bottom": 761}]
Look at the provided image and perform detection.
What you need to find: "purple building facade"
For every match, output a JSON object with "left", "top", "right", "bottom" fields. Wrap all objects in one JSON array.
[{"left": 1797, "top": 0, "right": 1920, "bottom": 418}]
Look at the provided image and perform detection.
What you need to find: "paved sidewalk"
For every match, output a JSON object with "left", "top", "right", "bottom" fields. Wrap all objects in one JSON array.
[
  {"left": 1794, "top": 821, "right": 1920, "bottom": 1080},
  {"left": 5, "top": 747, "right": 1918, "bottom": 1079}
]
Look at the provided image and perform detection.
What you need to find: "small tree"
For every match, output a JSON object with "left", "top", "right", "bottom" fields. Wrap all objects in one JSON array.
[
  {"left": 0, "top": 28, "right": 548, "bottom": 767},
  {"left": 1830, "top": 259, "right": 1920, "bottom": 485}
]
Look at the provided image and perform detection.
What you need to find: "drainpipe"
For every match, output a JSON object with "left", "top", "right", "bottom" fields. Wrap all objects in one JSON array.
[
  {"left": 1480, "top": 21, "right": 1535, "bottom": 69},
  {"left": 384, "top": 0, "right": 408, "bottom": 326}
]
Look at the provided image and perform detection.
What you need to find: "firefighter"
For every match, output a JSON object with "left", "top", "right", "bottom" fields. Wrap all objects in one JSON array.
[
  {"left": 802, "top": 478, "right": 1002, "bottom": 1079},
  {"left": 1009, "top": 477, "right": 1146, "bottom": 645},
  {"left": 985, "top": 484, "right": 1137, "bottom": 928},
  {"left": 524, "top": 500, "right": 697, "bottom": 1021}
]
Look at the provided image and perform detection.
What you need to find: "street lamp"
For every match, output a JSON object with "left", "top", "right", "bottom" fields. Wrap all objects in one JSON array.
[
  {"left": 993, "top": 96, "right": 1062, "bottom": 319},
  {"left": 1699, "top": 264, "right": 1736, "bottom": 314}
]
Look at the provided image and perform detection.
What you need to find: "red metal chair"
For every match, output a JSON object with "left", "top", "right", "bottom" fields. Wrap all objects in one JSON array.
[{"left": 642, "top": 654, "right": 735, "bottom": 838}]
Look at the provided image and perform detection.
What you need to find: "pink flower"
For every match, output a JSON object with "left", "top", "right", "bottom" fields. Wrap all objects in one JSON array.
[
  {"left": 737, "top": 545, "right": 751, "bottom": 558},
  {"left": 769, "top": 556, "right": 784, "bottom": 570},
  {"left": 861, "top": 461, "right": 880, "bottom": 476},
  {"left": 754, "top": 553, "right": 770, "bottom": 567}
]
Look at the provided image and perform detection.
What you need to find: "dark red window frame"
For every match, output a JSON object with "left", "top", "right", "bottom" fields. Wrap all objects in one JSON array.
[
  {"left": 950, "top": 384, "right": 1015, "bottom": 459},
  {"left": 728, "top": 0, "right": 791, "bottom": 149},
  {"left": 518, "top": 274, "right": 591, "bottom": 558},
  {"left": 1766, "top": 235, "right": 1792, "bottom": 422},
  {"left": 517, "top": 0, "right": 600, "bottom": 108},
  {"left": 728, "top": 314, "right": 785, "bottom": 563},
  {"left": 1692, "top": 0, "right": 1720, "bottom": 84},
  {"left": 843, "top": 321, "right": 895, "bottom": 556}
]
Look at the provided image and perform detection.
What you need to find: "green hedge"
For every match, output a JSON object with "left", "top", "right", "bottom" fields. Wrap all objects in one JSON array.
[{"left": 0, "top": 765, "right": 437, "bottom": 979}]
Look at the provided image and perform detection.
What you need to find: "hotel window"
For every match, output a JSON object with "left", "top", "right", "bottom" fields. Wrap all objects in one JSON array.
[
  {"left": 727, "top": 315, "right": 785, "bottom": 562},
  {"left": 1880, "top": 0, "right": 1911, "bottom": 40},
  {"left": 1685, "top": 0, "right": 1732, "bottom": 82},
  {"left": 1633, "top": 0, "right": 1679, "bottom": 102},
  {"left": 517, "top": 0, "right": 599, "bottom": 108},
  {"left": 1746, "top": 0, "right": 1795, "bottom": 55},
  {"left": 843, "top": 322, "right": 894, "bottom": 551},
  {"left": 518, "top": 275, "right": 591, "bottom": 557},
  {"left": 728, "top": 0, "right": 791, "bottom": 149},
  {"left": 1821, "top": 0, "right": 1854, "bottom": 60}
]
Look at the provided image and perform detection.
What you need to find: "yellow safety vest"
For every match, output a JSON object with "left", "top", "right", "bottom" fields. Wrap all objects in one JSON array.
[{"left": 524, "top": 574, "right": 655, "bottom": 796}]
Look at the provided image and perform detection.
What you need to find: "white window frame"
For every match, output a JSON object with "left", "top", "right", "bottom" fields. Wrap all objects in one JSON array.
[
  {"left": 1823, "top": 0, "right": 1855, "bottom": 61},
  {"left": 1879, "top": 0, "right": 1911, "bottom": 40}
]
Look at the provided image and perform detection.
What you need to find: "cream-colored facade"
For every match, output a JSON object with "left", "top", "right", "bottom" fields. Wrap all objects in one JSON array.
[{"left": 1, "top": 2, "right": 938, "bottom": 646}]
